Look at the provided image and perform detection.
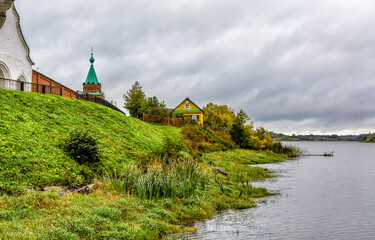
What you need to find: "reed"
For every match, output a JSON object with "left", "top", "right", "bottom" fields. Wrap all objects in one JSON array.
[
  {"left": 111, "top": 159, "right": 207, "bottom": 200},
  {"left": 110, "top": 163, "right": 140, "bottom": 195}
]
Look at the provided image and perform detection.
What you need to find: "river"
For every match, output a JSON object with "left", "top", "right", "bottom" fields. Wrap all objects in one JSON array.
[{"left": 166, "top": 141, "right": 375, "bottom": 240}]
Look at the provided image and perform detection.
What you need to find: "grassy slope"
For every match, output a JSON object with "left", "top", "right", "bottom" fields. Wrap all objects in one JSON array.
[
  {"left": 0, "top": 89, "right": 288, "bottom": 239},
  {"left": 0, "top": 88, "right": 180, "bottom": 193}
]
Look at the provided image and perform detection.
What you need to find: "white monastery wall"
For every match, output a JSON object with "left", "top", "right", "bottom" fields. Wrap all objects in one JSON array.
[{"left": 0, "top": 3, "right": 32, "bottom": 91}]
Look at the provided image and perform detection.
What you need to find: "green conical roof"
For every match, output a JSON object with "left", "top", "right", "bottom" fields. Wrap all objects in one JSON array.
[{"left": 84, "top": 53, "right": 101, "bottom": 86}]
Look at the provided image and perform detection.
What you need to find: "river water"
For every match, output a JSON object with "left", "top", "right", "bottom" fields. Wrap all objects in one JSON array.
[{"left": 166, "top": 141, "right": 375, "bottom": 240}]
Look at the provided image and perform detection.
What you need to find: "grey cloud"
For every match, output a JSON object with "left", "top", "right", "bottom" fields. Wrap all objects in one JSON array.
[{"left": 14, "top": 0, "right": 375, "bottom": 134}]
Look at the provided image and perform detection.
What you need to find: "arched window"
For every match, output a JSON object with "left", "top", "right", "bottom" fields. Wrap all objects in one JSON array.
[
  {"left": 17, "top": 73, "right": 28, "bottom": 92},
  {"left": 0, "top": 68, "right": 5, "bottom": 89},
  {"left": 0, "top": 61, "right": 11, "bottom": 89}
]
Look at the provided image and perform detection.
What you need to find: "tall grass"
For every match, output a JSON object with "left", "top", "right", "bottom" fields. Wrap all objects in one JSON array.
[
  {"left": 110, "top": 163, "right": 140, "bottom": 195},
  {"left": 270, "top": 142, "right": 303, "bottom": 157},
  {"left": 110, "top": 159, "right": 207, "bottom": 200}
]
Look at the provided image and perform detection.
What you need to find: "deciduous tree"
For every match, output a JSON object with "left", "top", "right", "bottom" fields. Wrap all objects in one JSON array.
[{"left": 202, "top": 103, "right": 236, "bottom": 131}]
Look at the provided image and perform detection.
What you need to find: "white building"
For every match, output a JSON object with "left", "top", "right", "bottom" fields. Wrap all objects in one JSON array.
[{"left": 0, "top": 0, "right": 33, "bottom": 91}]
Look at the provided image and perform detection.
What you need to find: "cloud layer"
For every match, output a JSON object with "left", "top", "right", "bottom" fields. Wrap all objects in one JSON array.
[{"left": 15, "top": 0, "right": 375, "bottom": 134}]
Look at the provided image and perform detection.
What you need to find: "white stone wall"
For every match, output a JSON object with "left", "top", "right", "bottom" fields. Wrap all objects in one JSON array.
[{"left": 0, "top": 4, "right": 32, "bottom": 91}]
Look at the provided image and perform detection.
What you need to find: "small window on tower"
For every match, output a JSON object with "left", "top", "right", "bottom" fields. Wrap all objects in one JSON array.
[{"left": 185, "top": 101, "right": 190, "bottom": 109}]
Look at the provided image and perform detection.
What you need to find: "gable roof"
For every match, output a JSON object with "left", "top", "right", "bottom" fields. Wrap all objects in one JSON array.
[
  {"left": 173, "top": 97, "right": 204, "bottom": 113},
  {"left": 0, "top": 2, "right": 34, "bottom": 65}
]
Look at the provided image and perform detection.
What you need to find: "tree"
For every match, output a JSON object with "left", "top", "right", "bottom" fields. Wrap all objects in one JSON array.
[
  {"left": 237, "top": 109, "right": 250, "bottom": 125},
  {"left": 146, "top": 96, "right": 171, "bottom": 117},
  {"left": 123, "top": 81, "right": 148, "bottom": 118},
  {"left": 230, "top": 109, "right": 251, "bottom": 148},
  {"left": 202, "top": 103, "right": 236, "bottom": 131},
  {"left": 147, "top": 96, "right": 166, "bottom": 109}
]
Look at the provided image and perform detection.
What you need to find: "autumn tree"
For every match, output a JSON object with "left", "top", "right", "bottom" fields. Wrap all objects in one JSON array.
[{"left": 202, "top": 103, "right": 236, "bottom": 131}]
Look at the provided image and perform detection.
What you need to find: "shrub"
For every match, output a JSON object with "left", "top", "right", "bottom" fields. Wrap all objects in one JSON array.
[{"left": 62, "top": 130, "right": 101, "bottom": 165}]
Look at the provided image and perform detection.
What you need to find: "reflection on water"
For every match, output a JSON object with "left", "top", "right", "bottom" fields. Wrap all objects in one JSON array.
[{"left": 165, "top": 142, "right": 375, "bottom": 240}]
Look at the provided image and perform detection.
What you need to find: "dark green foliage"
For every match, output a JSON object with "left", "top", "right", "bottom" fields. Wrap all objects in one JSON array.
[
  {"left": 147, "top": 96, "right": 172, "bottom": 118},
  {"left": 62, "top": 130, "right": 101, "bottom": 165},
  {"left": 123, "top": 81, "right": 148, "bottom": 118},
  {"left": 147, "top": 106, "right": 172, "bottom": 118},
  {"left": 230, "top": 118, "right": 251, "bottom": 149},
  {"left": 123, "top": 82, "right": 170, "bottom": 119}
]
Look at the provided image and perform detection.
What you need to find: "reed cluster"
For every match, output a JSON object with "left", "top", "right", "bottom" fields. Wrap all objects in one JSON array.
[{"left": 110, "top": 159, "right": 207, "bottom": 200}]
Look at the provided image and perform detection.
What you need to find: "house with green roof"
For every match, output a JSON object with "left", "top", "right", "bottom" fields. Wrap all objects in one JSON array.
[{"left": 173, "top": 97, "right": 204, "bottom": 126}]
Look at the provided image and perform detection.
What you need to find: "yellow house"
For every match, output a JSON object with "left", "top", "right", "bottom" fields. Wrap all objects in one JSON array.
[{"left": 173, "top": 98, "right": 204, "bottom": 126}]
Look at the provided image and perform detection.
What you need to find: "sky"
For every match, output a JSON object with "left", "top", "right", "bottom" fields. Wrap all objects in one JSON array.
[{"left": 14, "top": 0, "right": 375, "bottom": 135}]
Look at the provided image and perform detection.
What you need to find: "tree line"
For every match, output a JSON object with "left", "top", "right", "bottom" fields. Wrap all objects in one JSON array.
[
  {"left": 272, "top": 133, "right": 372, "bottom": 142},
  {"left": 123, "top": 81, "right": 299, "bottom": 156}
]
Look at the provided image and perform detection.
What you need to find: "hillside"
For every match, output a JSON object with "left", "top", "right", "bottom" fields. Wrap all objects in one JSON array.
[
  {"left": 0, "top": 89, "right": 290, "bottom": 239},
  {"left": 0, "top": 88, "right": 181, "bottom": 193}
]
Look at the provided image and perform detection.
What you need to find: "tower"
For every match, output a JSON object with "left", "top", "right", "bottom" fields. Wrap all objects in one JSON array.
[{"left": 82, "top": 48, "right": 103, "bottom": 98}]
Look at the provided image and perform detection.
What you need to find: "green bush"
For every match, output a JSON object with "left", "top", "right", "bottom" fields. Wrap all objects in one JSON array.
[{"left": 62, "top": 130, "right": 101, "bottom": 165}]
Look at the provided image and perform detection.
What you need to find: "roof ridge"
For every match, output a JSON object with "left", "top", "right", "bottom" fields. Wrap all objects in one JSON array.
[{"left": 173, "top": 97, "right": 204, "bottom": 112}]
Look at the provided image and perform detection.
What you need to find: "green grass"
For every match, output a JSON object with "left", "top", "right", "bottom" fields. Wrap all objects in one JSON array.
[
  {"left": 0, "top": 88, "right": 181, "bottom": 193},
  {"left": 0, "top": 89, "right": 289, "bottom": 239}
]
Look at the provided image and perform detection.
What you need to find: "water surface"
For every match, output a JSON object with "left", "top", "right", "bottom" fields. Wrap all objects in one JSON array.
[{"left": 166, "top": 141, "right": 375, "bottom": 240}]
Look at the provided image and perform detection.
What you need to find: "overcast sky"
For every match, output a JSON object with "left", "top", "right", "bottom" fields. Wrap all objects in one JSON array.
[{"left": 14, "top": 0, "right": 375, "bottom": 135}]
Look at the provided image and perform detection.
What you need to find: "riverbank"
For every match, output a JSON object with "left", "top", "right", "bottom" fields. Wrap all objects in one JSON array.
[
  {"left": 0, "top": 89, "right": 290, "bottom": 239},
  {"left": 171, "top": 141, "right": 375, "bottom": 239},
  {"left": 0, "top": 150, "right": 286, "bottom": 239}
]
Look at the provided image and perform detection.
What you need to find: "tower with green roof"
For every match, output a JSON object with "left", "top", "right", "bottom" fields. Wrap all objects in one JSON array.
[{"left": 82, "top": 48, "right": 103, "bottom": 98}]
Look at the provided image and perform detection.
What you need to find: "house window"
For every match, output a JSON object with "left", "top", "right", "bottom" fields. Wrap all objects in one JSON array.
[
  {"left": 192, "top": 115, "right": 199, "bottom": 120},
  {"left": 185, "top": 101, "right": 190, "bottom": 109}
]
